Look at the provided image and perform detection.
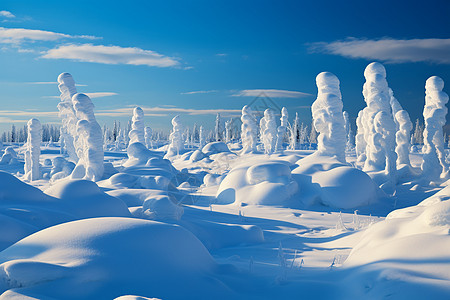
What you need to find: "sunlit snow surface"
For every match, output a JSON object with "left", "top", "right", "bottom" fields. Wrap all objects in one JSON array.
[{"left": 0, "top": 142, "right": 449, "bottom": 299}]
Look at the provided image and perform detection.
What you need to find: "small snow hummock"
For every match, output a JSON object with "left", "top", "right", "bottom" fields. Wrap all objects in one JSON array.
[
  {"left": 57, "top": 72, "right": 79, "bottom": 163},
  {"left": 70, "top": 93, "right": 104, "bottom": 181},
  {"left": 311, "top": 72, "right": 346, "bottom": 162},
  {"left": 259, "top": 108, "right": 277, "bottom": 154},
  {"left": 276, "top": 107, "right": 288, "bottom": 151},
  {"left": 24, "top": 118, "right": 42, "bottom": 181},
  {"left": 421, "top": 76, "right": 450, "bottom": 181},
  {"left": 240, "top": 105, "right": 258, "bottom": 154},
  {"left": 361, "top": 62, "right": 397, "bottom": 180},
  {"left": 128, "top": 106, "right": 145, "bottom": 145},
  {"left": 166, "top": 115, "right": 184, "bottom": 157}
]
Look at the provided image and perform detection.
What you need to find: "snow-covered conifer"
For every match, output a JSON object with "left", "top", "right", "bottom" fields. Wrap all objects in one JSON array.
[
  {"left": 128, "top": 107, "right": 145, "bottom": 145},
  {"left": 276, "top": 107, "right": 288, "bottom": 151},
  {"left": 145, "top": 126, "right": 153, "bottom": 149},
  {"left": 167, "top": 115, "right": 184, "bottom": 156},
  {"left": 24, "top": 118, "right": 42, "bottom": 181},
  {"left": 70, "top": 93, "right": 104, "bottom": 181},
  {"left": 199, "top": 125, "right": 206, "bottom": 148},
  {"left": 225, "top": 119, "right": 232, "bottom": 143},
  {"left": 57, "top": 72, "right": 78, "bottom": 162},
  {"left": 355, "top": 110, "right": 367, "bottom": 162},
  {"left": 260, "top": 108, "right": 277, "bottom": 154},
  {"left": 421, "top": 76, "right": 449, "bottom": 180},
  {"left": 312, "top": 72, "right": 346, "bottom": 162},
  {"left": 395, "top": 110, "right": 412, "bottom": 166},
  {"left": 289, "top": 112, "right": 300, "bottom": 150},
  {"left": 215, "top": 113, "right": 222, "bottom": 141},
  {"left": 362, "top": 62, "right": 397, "bottom": 178},
  {"left": 240, "top": 105, "right": 258, "bottom": 153}
]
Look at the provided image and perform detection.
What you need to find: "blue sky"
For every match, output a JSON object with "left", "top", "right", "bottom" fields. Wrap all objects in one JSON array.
[{"left": 0, "top": 0, "right": 449, "bottom": 133}]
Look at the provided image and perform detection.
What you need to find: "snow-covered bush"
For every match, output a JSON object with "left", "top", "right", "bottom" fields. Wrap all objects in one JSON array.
[
  {"left": 361, "top": 62, "right": 397, "bottom": 179},
  {"left": 276, "top": 107, "right": 288, "bottom": 151},
  {"left": 240, "top": 105, "right": 258, "bottom": 153},
  {"left": 421, "top": 76, "right": 449, "bottom": 180},
  {"left": 128, "top": 107, "right": 145, "bottom": 145},
  {"left": 24, "top": 118, "right": 42, "bottom": 181},
  {"left": 70, "top": 93, "right": 104, "bottom": 181},
  {"left": 166, "top": 115, "right": 184, "bottom": 156},
  {"left": 260, "top": 108, "right": 277, "bottom": 154},
  {"left": 311, "top": 72, "right": 346, "bottom": 162},
  {"left": 0, "top": 146, "right": 18, "bottom": 165}
]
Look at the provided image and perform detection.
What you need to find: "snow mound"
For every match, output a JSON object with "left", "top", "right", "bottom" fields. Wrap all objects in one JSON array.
[
  {"left": 140, "top": 195, "right": 184, "bottom": 221},
  {"left": 108, "top": 173, "right": 171, "bottom": 190},
  {"left": 343, "top": 194, "right": 450, "bottom": 298},
  {"left": 0, "top": 171, "right": 51, "bottom": 203},
  {"left": 216, "top": 161, "right": 298, "bottom": 205},
  {"left": 311, "top": 166, "right": 377, "bottom": 209},
  {"left": 0, "top": 217, "right": 231, "bottom": 299},
  {"left": 124, "top": 142, "right": 161, "bottom": 167},
  {"left": 292, "top": 155, "right": 378, "bottom": 208},
  {"left": 0, "top": 147, "right": 18, "bottom": 165},
  {"left": 202, "top": 142, "right": 231, "bottom": 156},
  {"left": 44, "top": 179, "right": 131, "bottom": 218},
  {"left": 190, "top": 149, "right": 208, "bottom": 162}
]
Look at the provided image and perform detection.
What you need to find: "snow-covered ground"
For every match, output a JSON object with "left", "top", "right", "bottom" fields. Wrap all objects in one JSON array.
[{"left": 0, "top": 141, "right": 449, "bottom": 300}]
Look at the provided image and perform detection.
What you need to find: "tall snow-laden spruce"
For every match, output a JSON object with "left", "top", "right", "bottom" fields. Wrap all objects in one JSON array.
[
  {"left": 355, "top": 110, "right": 367, "bottom": 162},
  {"left": 395, "top": 110, "right": 412, "bottom": 166},
  {"left": 24, "top": 118, "right": 42, "bottom": 181},
  {"left": 343, "top": 111, "right": 353, "bottom": 151},
  {"left": 421, "top": 76, "right": 450, "bottom": 180},
  {"left": 145, "top": 126, "right": 152, "bottom": 149},
  {"left": 167, "top": 115, "right": 184, "bottom": 156},
  {"left": 199, "top": 125, "right": 206, "bottom": 148},
  {"left": 260, "top": 108, "right": 277, "bottom": 154},
  {"left": 128, "top": 107, "right": 145, "bottom": 145},
  {"left": 215, "top": 113, "right": 222, "bottom": 142},
  {"left": 312, "top": 72, "right": 346, "bottom": 162},
  {"left": 276, "top": 107, "right": 288, "bottom": 151},
  {"left": 361, "top": 62, "right": 397, "bottom": 179},
  {"left": 289, "top": 112, "right": 300, "bottom": 150},
  {"left": 57, "top": 72, "right": 78, "bottom": 163},
  {"left": 70, "top": 93, "right": 104, "bottom": 181},
  {"left": 225, "top": 119, "right": 232, "bottom": 143},
  {"left": 240, "top": 105, "right": 258, "bottom": 153}
]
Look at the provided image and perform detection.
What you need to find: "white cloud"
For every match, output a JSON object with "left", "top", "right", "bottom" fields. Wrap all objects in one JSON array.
[
  {"left": 181, "top": 90, "right": 218, "bottom": 95},
  {"left": 42, "top": 44, "right": 180, "bottom": 68},
  {"left": 0, "top": 11, "right": 15, "bottom": 18},
  {"left": 85, "top": 92, "right": 118, "bottom": 98},
  {"left": 96, "top": 106, "right": 241, "bottom": 117},
  {"left": 233, "top": 89, "right": 312, "bottom": 98},
  {"left": 309, "top": 38, "right": 450, "bottom": 64},
  {"left": 0, "top": 27, "right": 99, "bottom": 44},
  {"left": 216, "top": 53, "right": 228, "bottom": 57},
  {"left": 0, "top": 110, "right": 58, "bottom": 117}
]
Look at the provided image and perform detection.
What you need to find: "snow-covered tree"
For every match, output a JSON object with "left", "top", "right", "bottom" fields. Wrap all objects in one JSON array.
[
  {"left": 225, "top": 119, "right": 232, "bottom": 143},
  {"left": 395, "top": 110, "right": 412, "bottom": 166},
  {"left": 167, "top": 115, "right": 184, "bottom": 156},
  {"left": 145, "top": 126, "right": 153, "bottom": 149},
  {"left": 199, "top": 125, "right": 206, "bottom": 149},
  {"left": 343, "top": 111, "right": 354, "bottom": 151},
  {"left": 57, "top": 72, "right": 78, "bottom": 163},
  {"left": 361, "top": 62, "right": 397, "bottom": 178},
  {"left": 215, "top": 113, "right": 222, "bottom": 141},
  {"left": 289, "top": 112, "right": 300, "bottom": 150},
  {"left": 240, "top": 105, "right": 258, "bottom": 153},
  {"left": 128, "top": 107, "right": 145, "bottom": 145},
  {"left": 70, "top": 93, "right": 104, "bottom": 181},
  {"left": 421, "top": 76, "right": 449, "bottom": 180},
  {"left": 260, "top": 108, "right": 277, "bottom": 154},
  {"left": 312, "top": 72, "right": 346, "bottom": 162},
  {"left": 276, "top": 107, "right": 288, "bottom": 151},
  {"left": 24, "top": 118, "right": 42, "bottom": 181}
]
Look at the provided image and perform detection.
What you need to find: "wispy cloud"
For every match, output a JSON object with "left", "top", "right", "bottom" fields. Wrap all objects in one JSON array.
[
  {"left": 0, "top": 27, "right": 99, "bottom": 44},
  {"left": 216, "top": 53, "right": 228, "bottom": 57},
  {"left": 309, "top": 37, "right": 450, "bottom": 64},
  {"left": 181, "top": 90, "right": 218, "bottom": 95},
  {"left": 85, "top": 92, "right": 118, "bottom": 98},
  {"left": 96, "top": 106, "right": 241, "bottom": 117},
  {"left": 233, "top": 89, "right": 312, "bottom": 98},
  {"left": 42, "top": 44, "right": 180, "bottom": 68},
  {"left": 42, "top": 92, "right": 117, "bottom": 99},
  {"left": 0, "top": 110, "right": 58, "bottom": 117},
  {"left": 0, "top": 11, "right": 15, "bottom": 18}
]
